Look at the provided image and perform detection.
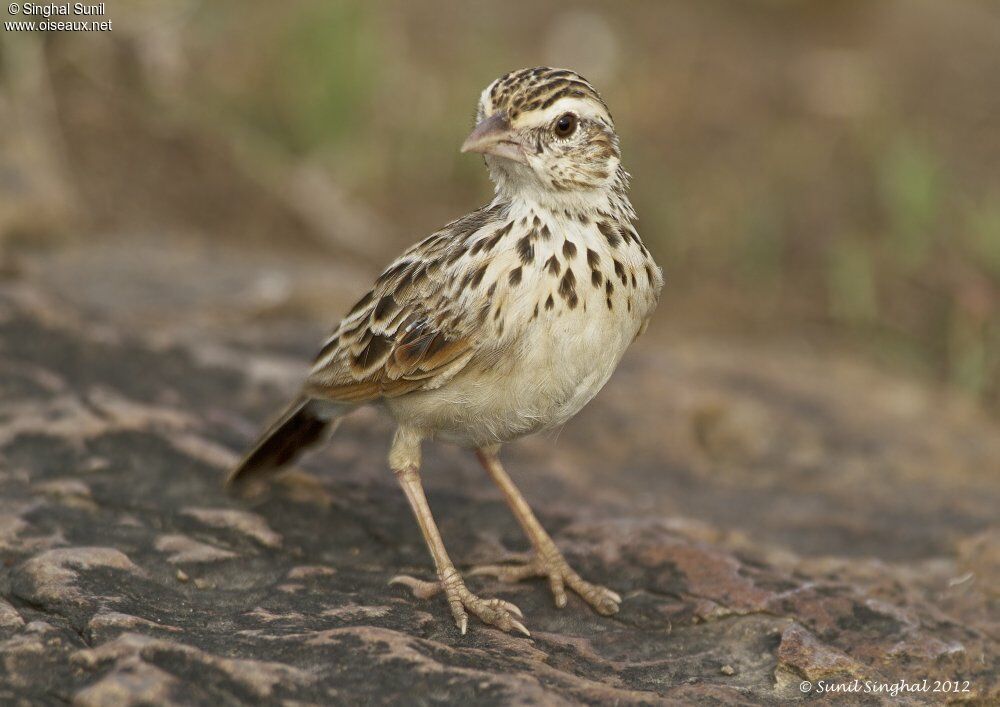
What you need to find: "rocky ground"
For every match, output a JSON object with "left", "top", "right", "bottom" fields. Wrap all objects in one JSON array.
[{"left": 0, "top": 264, "right": 998, "bottom": 705}]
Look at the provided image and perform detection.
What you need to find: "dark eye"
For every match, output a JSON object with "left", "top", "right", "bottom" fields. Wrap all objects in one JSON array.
[{"left": 554, "top": 113, "right": 577, "bottom": 137}]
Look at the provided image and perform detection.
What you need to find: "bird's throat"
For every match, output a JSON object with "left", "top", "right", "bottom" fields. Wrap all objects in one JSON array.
[{"left": 492, "top": 165, "right": 634, "bottom": 226}]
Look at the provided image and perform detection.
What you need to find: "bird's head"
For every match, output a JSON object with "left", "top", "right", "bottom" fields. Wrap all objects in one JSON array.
[{"left": 462, "top": 67, "right": 624, "bottom": 209}]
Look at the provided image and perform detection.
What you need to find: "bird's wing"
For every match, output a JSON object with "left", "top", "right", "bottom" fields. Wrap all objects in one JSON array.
[{"left": 304, "top": 206, "right": 506, "bottom": 404}]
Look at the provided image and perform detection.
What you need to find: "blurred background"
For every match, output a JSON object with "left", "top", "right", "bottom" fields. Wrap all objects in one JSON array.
[{"left": 2, "top": 0, "right": 999, "bottom": 414}]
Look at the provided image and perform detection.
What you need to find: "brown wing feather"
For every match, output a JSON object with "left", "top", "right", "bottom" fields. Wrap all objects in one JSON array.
[
  {"left": 306, "top": 318, "right": 474, "bottom": 402},
  {"left": 305, "top": 207, "right": 503, "bottom": 404}
]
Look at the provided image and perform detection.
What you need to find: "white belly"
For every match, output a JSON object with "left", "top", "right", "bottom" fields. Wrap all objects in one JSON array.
[{"left": 386, "top": 287, "right": 644, "bottom": 447}]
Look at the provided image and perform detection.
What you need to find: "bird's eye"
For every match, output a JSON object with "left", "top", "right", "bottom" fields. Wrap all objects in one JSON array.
[{"left": 554, "top": 113, "right": 577, "bottom": 137}]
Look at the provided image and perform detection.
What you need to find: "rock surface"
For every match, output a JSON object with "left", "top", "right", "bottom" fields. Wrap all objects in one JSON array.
[{"left": 0, "top": 282, "right": 997, "bottom": 705}]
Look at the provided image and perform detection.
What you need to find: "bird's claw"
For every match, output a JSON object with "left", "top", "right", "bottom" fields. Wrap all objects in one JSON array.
[
  {"left": 469, "top": 548, "right": 621, "bottom": 616},
  {"left": 389, "top": 574, "right": 442, "bottom": 600},
  {"left": 390, "top": 572, "right": 529, "bottom": 636}
]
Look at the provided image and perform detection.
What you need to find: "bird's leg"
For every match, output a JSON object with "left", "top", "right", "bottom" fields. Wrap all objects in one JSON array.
[
  {"left": 386, "top": 428, "right": 529, "bottom": 636},
  {"left": 469, "top": 446, "right": 621, "bottom": 615}
]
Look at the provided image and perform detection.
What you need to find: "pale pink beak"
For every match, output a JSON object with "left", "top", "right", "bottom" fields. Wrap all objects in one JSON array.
[{"left": 460, "top": 113, "right": 529, "bottom": 164}]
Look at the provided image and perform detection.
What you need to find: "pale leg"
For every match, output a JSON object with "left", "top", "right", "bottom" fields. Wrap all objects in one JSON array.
[
  {"left": 386, "top": 429, "right": 529, "bottom": 636},
  {"left": 469, "top": 446, "right": 621, "bottom": 615}
]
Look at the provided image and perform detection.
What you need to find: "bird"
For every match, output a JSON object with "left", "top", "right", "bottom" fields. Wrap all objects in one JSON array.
[{"left": 229, "top": 67, "right": 663, "bottom": 637}]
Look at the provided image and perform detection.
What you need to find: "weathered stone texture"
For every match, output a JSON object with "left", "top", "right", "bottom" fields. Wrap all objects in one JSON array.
[{"left": 0, "top": 285, "right": 996, "bottom": 704}]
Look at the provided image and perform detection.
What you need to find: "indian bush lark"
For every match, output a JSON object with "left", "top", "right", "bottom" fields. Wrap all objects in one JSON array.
[{"left": 230, "top": 67, "right": 663, "bottom": 637}]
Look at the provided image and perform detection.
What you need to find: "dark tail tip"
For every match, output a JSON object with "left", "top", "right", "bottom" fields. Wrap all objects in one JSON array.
[{"left": 227, "top": 398, "right": 331, "bottom": 487}]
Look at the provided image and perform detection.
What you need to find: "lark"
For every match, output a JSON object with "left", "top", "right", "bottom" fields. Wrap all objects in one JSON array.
[{"left": 229, "top": 67, "right": 663, "bottom": 636}]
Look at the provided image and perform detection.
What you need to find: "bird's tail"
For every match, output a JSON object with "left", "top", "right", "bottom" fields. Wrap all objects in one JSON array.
[{"left": 227, "top": 396, "right": 339, "bottom": 487}]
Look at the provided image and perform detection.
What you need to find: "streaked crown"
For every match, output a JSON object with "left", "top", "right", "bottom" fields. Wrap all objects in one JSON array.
[{"left": 479, "top": 67, "right": 612, "bottom": 126}]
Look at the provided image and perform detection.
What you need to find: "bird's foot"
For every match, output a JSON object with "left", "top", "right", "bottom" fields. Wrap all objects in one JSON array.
[
  {"left": 469, "top": 545, "right": 621, "bottom": 615},
  {"left": 389, "top": 567, "right": 530, "bottom": 637}
]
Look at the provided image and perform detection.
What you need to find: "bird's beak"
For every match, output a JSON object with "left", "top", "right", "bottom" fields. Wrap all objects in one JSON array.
[{"left": 460, "top": 113, "right": 529, "bottom": 164}]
